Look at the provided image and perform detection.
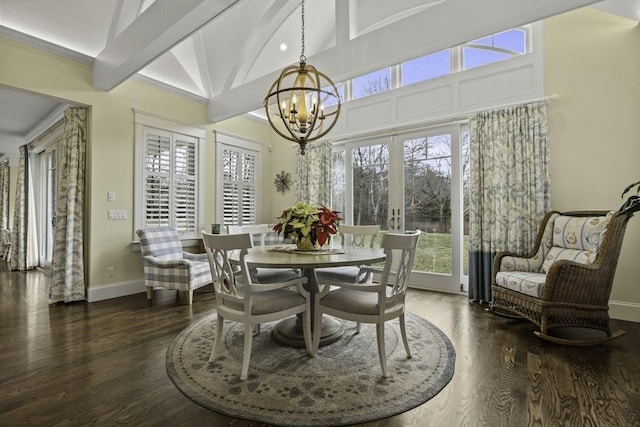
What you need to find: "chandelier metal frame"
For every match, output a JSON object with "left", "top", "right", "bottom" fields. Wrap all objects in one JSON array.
[{"left": 263, "top": 0, "right": 341, "bottom": 154}]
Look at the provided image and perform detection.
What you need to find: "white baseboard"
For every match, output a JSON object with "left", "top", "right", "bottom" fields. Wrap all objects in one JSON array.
[
  {"left": 609, "top": 300, "right": 640, "bottom": 323},
  {"left": 87, "top": 279, "right": 145, "bottom": 302},
  {"left": 408, "top": 285, "right": 640, "bottom": 324}
]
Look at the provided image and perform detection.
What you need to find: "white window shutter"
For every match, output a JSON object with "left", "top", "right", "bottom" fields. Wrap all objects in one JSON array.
[
  {"left": 143, "top": 130, "right": 171, "bottom": 228},
  {"left": 141, "top": 127, "right": 199, "bottom": 235},
  {"left": 221, "top": 146, "right": 258, "bottom": 226}
]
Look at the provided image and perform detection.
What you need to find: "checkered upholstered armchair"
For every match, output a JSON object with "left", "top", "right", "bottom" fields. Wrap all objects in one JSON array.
[{"left": 136, "top": 227, "right": 212, "bottom": 305}]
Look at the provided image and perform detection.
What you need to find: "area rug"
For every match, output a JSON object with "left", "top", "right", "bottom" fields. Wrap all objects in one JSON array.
[{"left": 166, "top": 312, "right": 455, "bottom": 426}]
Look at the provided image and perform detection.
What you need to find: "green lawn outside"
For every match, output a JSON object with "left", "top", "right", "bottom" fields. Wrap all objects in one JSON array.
[
  {"left": 361, "top": 232, "right": 470, "bottom": 275},
  {"left": 414, "top": 233, "right": 470, "bottom": 275}
]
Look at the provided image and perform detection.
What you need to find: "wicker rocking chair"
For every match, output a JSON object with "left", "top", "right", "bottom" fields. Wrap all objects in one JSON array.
[{"left": 491, "top": 210, "right": 630, "bottom": 345}]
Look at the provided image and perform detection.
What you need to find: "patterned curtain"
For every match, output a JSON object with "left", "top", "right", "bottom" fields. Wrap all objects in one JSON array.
[
  {"left": 294, "top": 140, "right": 332, "bottom": 206},
  {"left": 468, "top": 102, "right": 551, "bottom": 303},
  {"left": 0, "top": 160, "right": 9, "bottom": 229},
  {"left": 49, "top": 107, "right": 87, "bottom": 303},
  {"left": 10, "top": 145, "right": 38, "bottom": 271}
]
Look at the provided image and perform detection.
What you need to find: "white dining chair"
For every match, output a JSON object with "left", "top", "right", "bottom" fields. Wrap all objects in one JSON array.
[
  {"left": 202, "top": 232, "right": 313, "bottom": 380},
  {"left": 312, "top": 231, "right": 421, "bottom": 377},
  {"left": 227, "top": 224, "right": 301, "bottom": 283},
  {"left": 316, "top": 224, "right": 381, "bottom": 283}
]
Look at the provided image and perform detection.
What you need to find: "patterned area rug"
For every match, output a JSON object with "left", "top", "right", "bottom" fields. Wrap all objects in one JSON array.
[{"left": 166, "top": 312, "right": 455, "bottom": 426}]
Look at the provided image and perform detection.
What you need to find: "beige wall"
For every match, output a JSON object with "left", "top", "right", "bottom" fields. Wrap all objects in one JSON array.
[
  {"left": 545, "top": 8, "right": 640, "bottom": 309},
  {"left": 0, "top": 37, "right": 271, "bottom": 289}
]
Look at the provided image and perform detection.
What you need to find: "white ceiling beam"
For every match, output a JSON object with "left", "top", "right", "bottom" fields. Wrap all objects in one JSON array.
[
  {"left": 208, "top": 0, "right": 598, "bottom": 122},
  {"left": 93, "top": 0, "right": 239, "bottom": 91}
]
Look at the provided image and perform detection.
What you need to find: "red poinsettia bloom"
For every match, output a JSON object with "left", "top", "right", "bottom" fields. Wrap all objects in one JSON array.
[{"left": 314, "top": 206, "right": 342, "bottom": 246}]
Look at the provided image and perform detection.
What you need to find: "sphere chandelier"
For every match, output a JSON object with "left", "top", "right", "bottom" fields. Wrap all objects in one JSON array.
[{"left": 264, "top": 0, "right": 341, "bottom": 155}]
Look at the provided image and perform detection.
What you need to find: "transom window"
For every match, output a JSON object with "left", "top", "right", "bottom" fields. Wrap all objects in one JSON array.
[{"left": 345, "top": 25, "right": 530, "bottom": 100}]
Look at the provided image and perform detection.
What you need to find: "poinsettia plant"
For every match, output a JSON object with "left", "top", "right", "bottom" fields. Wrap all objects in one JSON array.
[{"left": 273, "top": 201, "right": 342, "bottom": 247}]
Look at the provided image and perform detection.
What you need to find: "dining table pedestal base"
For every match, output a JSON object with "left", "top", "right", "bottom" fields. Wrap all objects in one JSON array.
[{"left": 272, "top": 315, "right": 344, "bottom": 348}]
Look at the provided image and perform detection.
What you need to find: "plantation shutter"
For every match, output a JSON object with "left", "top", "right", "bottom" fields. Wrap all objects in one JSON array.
[
  {"left": 142, "top": 127, "right": 198, "bottom": 234},
  {"left": 144, "top": 129, "right": 171, "bottom": 228},
  {"left": 173, "top": 134, "right": 197, "bottom": 233},
  {"left": 222, "top": 148, "right": 239, "bottom": 225},
  {"left": 222, "top": 146, "right": 257, "bottom": 226}
]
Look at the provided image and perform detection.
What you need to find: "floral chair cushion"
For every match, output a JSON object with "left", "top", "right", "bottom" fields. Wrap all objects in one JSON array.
[
  {"left": 541, "top": 247, "right": 592, "bottom": 273},
  {"left": 552, "top": 213, "right": 612, "bottom": 251},
  {"left": 541, "top": 211, "right": 615, "bottom": 273},
  {"left": 495, "top": 271, "right": 547, "bottom": 298}
]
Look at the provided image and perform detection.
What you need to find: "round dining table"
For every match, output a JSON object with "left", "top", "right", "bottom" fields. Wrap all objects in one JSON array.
[{"left": 229, "top": 245, "right": 386, "bottom": 347}]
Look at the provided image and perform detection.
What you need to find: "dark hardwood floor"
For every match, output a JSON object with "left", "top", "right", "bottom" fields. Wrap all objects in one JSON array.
[{"left": 1, "top": 262, "right": 639, "bottom": 426}]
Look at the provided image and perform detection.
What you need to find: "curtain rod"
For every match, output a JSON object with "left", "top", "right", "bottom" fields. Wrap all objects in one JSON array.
[
  {"left": 327, "top": 93, "right": 559, "bottom": 145},
  {"left": 478, "top": 93, "right": 558, "bottom": 113}
]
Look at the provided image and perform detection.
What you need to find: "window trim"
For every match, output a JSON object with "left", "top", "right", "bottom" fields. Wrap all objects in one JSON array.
[{"left": 133, "top": 110, "right": 206, "bottom": 242}]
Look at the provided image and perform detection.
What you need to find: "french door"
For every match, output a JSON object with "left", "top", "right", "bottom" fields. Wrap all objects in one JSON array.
[
  {"left": 38, "top": 146, "right": 58, "bottom": 269},
  {"left": 333, "top": 124, "right": 469, "bottom": 293}
]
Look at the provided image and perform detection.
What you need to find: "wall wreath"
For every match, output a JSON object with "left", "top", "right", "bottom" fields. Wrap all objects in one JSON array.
[{"left": 274, "top": 170, "right": 292, "bottom": 194}]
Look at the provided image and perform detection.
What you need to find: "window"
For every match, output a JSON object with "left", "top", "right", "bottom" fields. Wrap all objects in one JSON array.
[
  {"left": 215, "top": 132, "right": 263, "bottom": 227},
  {"left": 142, "top": 128, "right": 197, "bottom": 232},
  {"left": 134, "top": 111, "right": 205, "bottom": 239},
  {"left": 462, "top": 28, "right": 527, "bottom": 70},
  {"left": 352, "top": 68, "right": 392, "bottom": 100},
  {"left": 401, "top": 49, "right": 451, "bottom": 86},
  {"left": 331, "top": 25, "right": 530, "bottom": 103}
]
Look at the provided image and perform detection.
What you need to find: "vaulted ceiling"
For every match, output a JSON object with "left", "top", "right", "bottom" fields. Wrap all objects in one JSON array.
[{"left": 1, "top": 0, "right": 638, "bottom": 157}]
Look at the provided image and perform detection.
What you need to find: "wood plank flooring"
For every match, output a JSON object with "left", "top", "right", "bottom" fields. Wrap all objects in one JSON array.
[{"left": 1, "top": 263, "right": 639, "bottom": 426}]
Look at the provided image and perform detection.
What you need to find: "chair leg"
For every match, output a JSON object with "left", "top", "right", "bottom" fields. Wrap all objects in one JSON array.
[
  {"left": 209, "top": 314, "right": 224, "bottom": 363},
  {"left": 187, "top": 290, "right": 194, "bottom": 305},
  {"left": 356, "top": 322, "right": 361, "bottom": 333},
  {"left": 376, "top": 321, "right": 388, "bottom": 377},
  {"left": 399, "top": 313, "right": 412, "bottom": 358},
  {"left": 146, "top": 287, "right": 153, "bottom": 300},
  {"left": 252, "top": 324, "right": 261, "bottom": 336},
  {"left": 240, "top": 322, "right": 254, "bottom": 381}
]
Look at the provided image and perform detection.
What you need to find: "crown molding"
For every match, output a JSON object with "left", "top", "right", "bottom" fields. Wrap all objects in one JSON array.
[
  {"left": 131, "top": 74, "right": 208, "bottom": 104},
  {"left": 0, "top": 25, "right": 94, "bottom": 65}
]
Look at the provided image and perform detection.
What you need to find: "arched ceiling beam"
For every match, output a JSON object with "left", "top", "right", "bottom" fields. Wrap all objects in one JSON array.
[{"left": 93, "top": 0, "right": 238, "bottom": 91}]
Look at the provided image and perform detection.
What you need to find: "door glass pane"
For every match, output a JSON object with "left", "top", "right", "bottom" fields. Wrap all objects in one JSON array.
[
  {"left": 462, "top": 127, "right": 470, "bottom": 276},
  {"left": 404, "top": 134, "right": 452, "bottom": 275},
  {"left": 352, "top": 144, "right": 389, "bottom": 229},
  {"left": 331, "top": 150, "right": 346, "bottom": 216},
  {"left": 46, "top": 150, "right": 57, "bottom": 263}
]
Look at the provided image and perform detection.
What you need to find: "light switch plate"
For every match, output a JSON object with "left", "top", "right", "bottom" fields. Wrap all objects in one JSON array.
[
  {"left": 107, "top": 191, "right": 116, "bottom": 202},
  {"left": 108, "top": 210, "right": 127, "bottom": 220}
]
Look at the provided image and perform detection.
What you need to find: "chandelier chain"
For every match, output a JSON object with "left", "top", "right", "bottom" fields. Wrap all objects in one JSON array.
[{"left": 300, "top": 0, "right": 306, "bottom": 62}]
